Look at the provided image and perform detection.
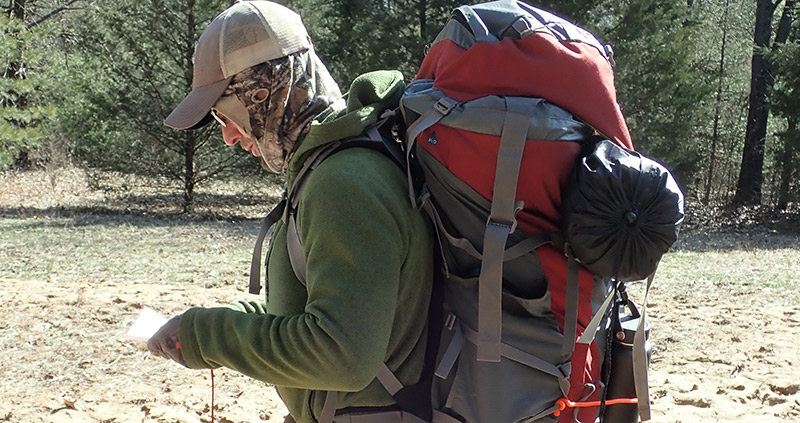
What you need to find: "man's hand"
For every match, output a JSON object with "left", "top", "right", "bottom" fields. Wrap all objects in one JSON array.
[{"left": 147, "top": 315, "right": 187, "bottom": 367}]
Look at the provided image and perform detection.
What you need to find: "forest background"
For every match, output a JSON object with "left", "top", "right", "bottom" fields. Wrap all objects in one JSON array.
[{"left": 2, "top": 0, "right": 799, "bottom": 217}]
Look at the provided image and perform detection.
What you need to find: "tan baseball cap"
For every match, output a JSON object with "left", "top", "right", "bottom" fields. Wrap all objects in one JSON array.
[{"left": 165, "top": 1, "right": 311, "bottom": 130}]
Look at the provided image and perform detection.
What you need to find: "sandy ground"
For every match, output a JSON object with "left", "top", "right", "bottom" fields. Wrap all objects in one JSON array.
[
  {"left": 1, "top": 273, "right": 798, "bottom": 423},
  {"left": 0, "top": 278, "right": 288, "bottom": 423}
]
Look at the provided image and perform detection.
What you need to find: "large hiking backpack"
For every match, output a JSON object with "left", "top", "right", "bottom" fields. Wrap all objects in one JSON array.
[
  {"left": 249, "top": 2, "right": 684, "bottom": 423},
  {"left": 398, "top": 1, "right": 683, "bottom": 423}
]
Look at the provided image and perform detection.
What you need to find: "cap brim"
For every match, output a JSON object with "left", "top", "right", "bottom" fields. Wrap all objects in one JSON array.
[{"left": 164, "top": 77, "right": 233, "bottom": 130}]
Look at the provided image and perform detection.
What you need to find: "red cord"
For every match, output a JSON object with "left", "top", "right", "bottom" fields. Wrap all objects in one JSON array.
[
  {"left": 210, "top": 369, "right": 215, "bottom": 423},
  {"left": 174, "top": 341, "right": 211, "bottom": 421},
  {"left": 553, "top": 397, "right": 638, "bottom": 417}
]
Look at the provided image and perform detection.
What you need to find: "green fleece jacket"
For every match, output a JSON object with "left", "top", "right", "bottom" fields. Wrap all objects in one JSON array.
[{"left": 177, "top": 71, "right": 434, "bottom": 423}]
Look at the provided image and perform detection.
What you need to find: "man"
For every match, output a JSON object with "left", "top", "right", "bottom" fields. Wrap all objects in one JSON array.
[{"left": 148, "top": 2, "right": 434, "bottom": 423}]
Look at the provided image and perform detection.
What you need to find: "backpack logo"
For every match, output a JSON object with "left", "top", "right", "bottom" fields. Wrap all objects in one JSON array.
[{"left": 427, "top": 132, "right": 438, "bottom": 146}]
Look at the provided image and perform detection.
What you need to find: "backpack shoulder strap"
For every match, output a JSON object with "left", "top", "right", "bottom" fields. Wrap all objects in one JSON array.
[
  {"left": 285, "top": 114, "right": 404, "bottom": 286},
  {"left": 248, "top": 197, "right": 287, "bottom": 294},
  {"left": 281, "top": 118, "right": 434, "bottom": 423},
  {"left": 248, "top": 112, "right": 404, "bottom": 293}
]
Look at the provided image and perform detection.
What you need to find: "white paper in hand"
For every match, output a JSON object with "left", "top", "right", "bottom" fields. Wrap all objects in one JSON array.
[{"left": 122, "top": 307, "right": 168, "bottom": 342}]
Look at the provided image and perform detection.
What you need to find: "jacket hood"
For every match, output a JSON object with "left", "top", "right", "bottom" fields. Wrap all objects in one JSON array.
[{"left": 287, "top": 70, "right": 405, "bottom": 187}]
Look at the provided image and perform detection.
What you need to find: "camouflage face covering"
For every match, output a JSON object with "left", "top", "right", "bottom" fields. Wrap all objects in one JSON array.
[{"left": 222, "top": 50, "right": 341, "bottom": 173}]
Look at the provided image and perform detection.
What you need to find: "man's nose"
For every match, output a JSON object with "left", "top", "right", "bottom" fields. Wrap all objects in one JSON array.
[{"left": 221, "top": 125, "right": 241, "bottom": 146}]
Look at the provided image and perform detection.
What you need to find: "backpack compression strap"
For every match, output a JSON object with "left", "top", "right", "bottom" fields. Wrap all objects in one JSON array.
[
  {"left": 476, "top": 97, "right": 532, "bottom": 362},
  {"left": 403, "top": 93, "right": 581, "bottom": 364}
]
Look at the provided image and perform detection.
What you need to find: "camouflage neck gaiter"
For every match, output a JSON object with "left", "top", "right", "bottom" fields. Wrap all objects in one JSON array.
[{"left": 221, "top": 49, "right": 341, "bottom": 173}]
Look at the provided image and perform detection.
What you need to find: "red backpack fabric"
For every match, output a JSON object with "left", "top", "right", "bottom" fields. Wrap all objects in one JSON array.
[{"left": 416, "top": 22, "right": 632, "bottom": 149}]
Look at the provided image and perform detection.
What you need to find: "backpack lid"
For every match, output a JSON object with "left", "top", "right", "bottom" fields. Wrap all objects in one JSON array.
[{"left": 562, "top": 139, "right": 684, "bottom": 281}]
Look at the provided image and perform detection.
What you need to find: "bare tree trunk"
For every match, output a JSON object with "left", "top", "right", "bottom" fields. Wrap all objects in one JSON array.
[
  {"left": 774, "top": 0, "right": 796, "bottom": 45},
  {"left": 733, "top": 0, "right": 777, "bottom": 206},
  {"left": 181, "top": 0, "right": 197, "bottom": 213},
  {"left": 27, "top": 0, "right": 82, "bottom": 29},
  {"left": 776, "top": 118, "right": 797, "bottom": 210},
  {"left": 4, "top": 0, "right": 26, "bottom": 164},
  {"left": 5, "top": 0, "right": 25, "bottom": 77},
  {"left": 183, "top": 131, "right": 196, "bottom": 213},
  {"left": 417, "top": 0, "right": 427, "bottom": 38},
  {"left": 705, "top": 0, "right": 730, "bottom": 204},
  {"left": 10, "top": 0, "right": 25, "bottom": 19},
  {"left": 772, "top": 1, "right": 797, "bottom": 209}
]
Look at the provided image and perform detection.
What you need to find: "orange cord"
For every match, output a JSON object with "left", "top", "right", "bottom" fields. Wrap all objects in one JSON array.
[{"left": 553, "top": 397, "right": 638, "bottom": 417}]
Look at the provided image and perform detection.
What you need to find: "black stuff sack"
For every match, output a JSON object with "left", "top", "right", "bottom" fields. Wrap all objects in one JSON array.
[{"left": 562, "top": 137, "right": 685, "bottom": 281}]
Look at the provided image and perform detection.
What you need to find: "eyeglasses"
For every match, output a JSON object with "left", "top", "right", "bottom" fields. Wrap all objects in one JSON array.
[{"left": 210, "top": 108, "right": 227, "bottom": 128}]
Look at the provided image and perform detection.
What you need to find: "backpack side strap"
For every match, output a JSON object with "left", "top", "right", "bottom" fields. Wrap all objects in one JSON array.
[
  {"left": 562, "top": 251, "right": 580, "bottom": 362},
  {"left": 576, "top": 285, "right": 616, "bottom": 346},
  {"left": 633, "top": 272, "right": 654, "bottom": 421}
]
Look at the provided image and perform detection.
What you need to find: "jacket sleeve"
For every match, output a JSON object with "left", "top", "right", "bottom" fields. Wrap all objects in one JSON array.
[{"left": 178, "top": 150, "right": 413, "bottom": 392}]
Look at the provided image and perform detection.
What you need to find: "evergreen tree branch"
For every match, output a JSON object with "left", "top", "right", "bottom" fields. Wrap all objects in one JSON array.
[{"left": 27, "top": 0, "right": 82, "bottom": 29}]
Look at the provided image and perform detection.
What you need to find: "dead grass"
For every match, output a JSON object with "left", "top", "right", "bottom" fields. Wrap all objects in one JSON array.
[{"left": 0, "top": 166, "right": 283, "bottom": 289}]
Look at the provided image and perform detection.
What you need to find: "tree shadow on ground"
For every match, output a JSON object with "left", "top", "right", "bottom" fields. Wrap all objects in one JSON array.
[
  {"left": 3, "top": 188, "right": 798, "bottom": 252},
  {"left": 674, "top": 226, "right": 800, "bottom": 252},
  {"left": 0, "top": 191, "right": 282, "bottom": 223},
  {"left": 675, "top": 201, "right": 800, "bottom": 252}
]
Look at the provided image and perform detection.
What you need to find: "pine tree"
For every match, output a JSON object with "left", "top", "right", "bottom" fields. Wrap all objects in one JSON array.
[
  {"left": 52, "top": 0, "right": 251, "bottom": 212},
  {"left": 1, "top": 10, "right": 49, "bottom": 168}
]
